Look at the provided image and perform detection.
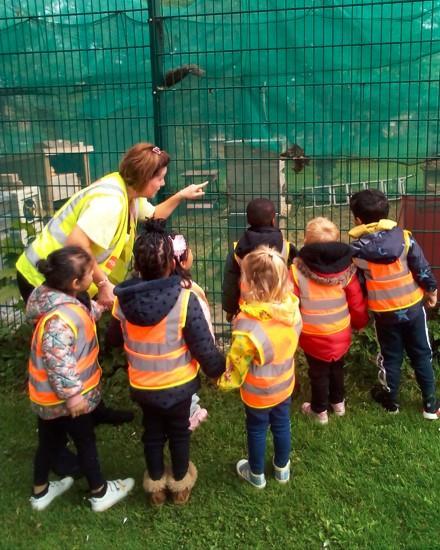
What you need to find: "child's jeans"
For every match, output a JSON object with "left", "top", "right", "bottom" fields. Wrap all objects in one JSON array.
[
  {"left": 34, "top": 412, "right": 105, "bottom": 491},
  {"left": 244, "top": 397, "right": 292, "bottom": 475},
  {"left": 305, "top": 354, "right": 345, "bottom": 413},
  {"left": 375, "top": 307, "right": 436, "bottom": 404}
]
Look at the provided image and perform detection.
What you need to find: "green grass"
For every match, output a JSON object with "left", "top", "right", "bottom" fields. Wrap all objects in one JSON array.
[{"left": 1, "top": 356, "right": 440, "bottom": 550}]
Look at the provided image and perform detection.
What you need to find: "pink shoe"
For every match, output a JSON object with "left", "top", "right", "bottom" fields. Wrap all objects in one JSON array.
[
  {"left": 189, "top": 407, "right": 208, "bottom": 431},
  {"left": 330, "top": 401, "right": 346, "bottom": 416},
  {"left": 301, "top": 402, "right": 328, "bottom": 425}
]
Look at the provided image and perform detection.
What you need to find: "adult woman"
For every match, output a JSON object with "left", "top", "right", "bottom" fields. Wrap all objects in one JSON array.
[
  {"left": 16, "top": 142, "right": 207, "bottom": 308},
  {"left": 16, "top": 142, "right": 207, "bottom": 478}
]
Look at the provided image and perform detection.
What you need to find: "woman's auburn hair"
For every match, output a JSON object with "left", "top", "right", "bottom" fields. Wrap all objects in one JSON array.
[
  {"left": 119, "top": 142, "right": 170, "bottom": 191},
  {"left": 240, "top": 245, "right": 292, "bottom": 303}
]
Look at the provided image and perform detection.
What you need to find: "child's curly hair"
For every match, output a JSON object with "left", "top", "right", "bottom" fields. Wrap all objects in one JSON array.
[
  {"left": 134, "top": 219, "right": 174, "bottom": 280},
  {"left": 240, "top": 245, "right": 292, "bottom": 303}
]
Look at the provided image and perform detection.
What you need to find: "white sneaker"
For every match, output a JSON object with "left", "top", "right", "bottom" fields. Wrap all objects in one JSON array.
[
  {"left": 236, "top": 459, "right": 266, "bottom": 489},
  {"left": 273, "top": 458, "right": 290, "bottom": 484},
  {"left": 89, "top": 478, "right": 134, "bottom": 512},
  {"left": 30, "top": 477, "right": 74, "bottom": 511}
]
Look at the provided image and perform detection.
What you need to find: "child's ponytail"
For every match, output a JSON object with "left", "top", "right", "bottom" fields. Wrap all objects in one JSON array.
[{"left": 37, "top": 246, "right": 92, "bottom": 292}]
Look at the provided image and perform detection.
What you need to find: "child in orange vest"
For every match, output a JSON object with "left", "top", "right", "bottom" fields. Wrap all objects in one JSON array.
[
  {"left": 27, "top": 246, "right": 134, "bottom": 512},
  {"left": 219, "top": 245, "right": 302, "bottom": 488},
  {"left": 349, "top": 189, "right": 439, "bottom": 418},
  {"left": 170, "top": 232, "right": 210, "bottom": 430},
  {"left": 291, "top": 217, "right": 369, "bottom": 424},
  {"left": 112, "top": 220, "right": 225, "bottom": 505}
]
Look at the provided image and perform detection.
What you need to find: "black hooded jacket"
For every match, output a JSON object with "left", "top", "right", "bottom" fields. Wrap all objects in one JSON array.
[
  {"left": 222, "top": 226, "right": 297, "bottom": 315},
  {"left": 297, "top": 241, "right": 354, "bottom": 275},
  {"left": 113, "top": 275, "right": 225, "bottom": 408}
]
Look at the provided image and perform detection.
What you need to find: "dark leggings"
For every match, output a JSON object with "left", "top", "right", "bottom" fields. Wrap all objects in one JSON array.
[
  {"left": 34, "top": 414, "right": 105, "bottom": 491},
  {"left": 305, "top": 354, "right": 345, "bottom": 413},
  {"left": 140, "top": 397, "right": 192, "bottom": 481}
]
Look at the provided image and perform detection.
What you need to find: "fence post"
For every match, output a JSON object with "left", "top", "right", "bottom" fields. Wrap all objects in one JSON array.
[{"left": 147, "top": 0, "right": 164, "bottom": 149}]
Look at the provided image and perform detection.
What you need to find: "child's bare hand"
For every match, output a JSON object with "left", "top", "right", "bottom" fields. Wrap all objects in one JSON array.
[
  {"left": 97, "top": 281, "right": 115, "bottom": 309},
  {"left": 68, "top": 397, "right": 88, "bottom": 418},
  {"left": 425, "top": 289, "right": 438, "bottom": 308}
]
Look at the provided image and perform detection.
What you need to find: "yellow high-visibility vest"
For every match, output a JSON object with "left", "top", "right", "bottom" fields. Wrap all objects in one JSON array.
[{"left": 16, "top": 173, "right": 135, "bottom": 296}]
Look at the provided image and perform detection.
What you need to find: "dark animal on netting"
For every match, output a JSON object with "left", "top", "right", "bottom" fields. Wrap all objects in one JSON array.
[
  {"left": 280, "top": 144, "right": 311, "bottom": 173},
  {"left": 161, "top": 64, "right": 205, "bottom": 88}
]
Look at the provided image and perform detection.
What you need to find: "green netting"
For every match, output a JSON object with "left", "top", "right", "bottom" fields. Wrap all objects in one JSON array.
[
  {"left": 1, "top": 1, "right": 440, "bottom": 328},
  {"left": 1, "top": 1, "right": 439, "bottom": 167}
]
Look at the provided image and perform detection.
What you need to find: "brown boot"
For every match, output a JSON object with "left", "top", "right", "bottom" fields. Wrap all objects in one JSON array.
[
  {"left": 167, "top": 462, "right": 198, "bottom": 505},
  {"left": 143, "top": 470, "right": 167, "bottom": 506}
]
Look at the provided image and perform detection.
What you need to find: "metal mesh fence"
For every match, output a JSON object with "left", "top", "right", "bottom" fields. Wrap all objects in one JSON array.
[{"left": 1, "top": 0, "right": 439, "bottom": 332}]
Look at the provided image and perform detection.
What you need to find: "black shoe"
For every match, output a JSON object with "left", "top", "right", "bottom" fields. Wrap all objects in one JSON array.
[
  {"left": 93, "top": 402, "right": 135, "bottom": 426},
  {"left": 371, "top": 386, "right": 399, "bottom": 414},
  {"left": 51, "top": 447, "right": 83, "bottom": 479}
]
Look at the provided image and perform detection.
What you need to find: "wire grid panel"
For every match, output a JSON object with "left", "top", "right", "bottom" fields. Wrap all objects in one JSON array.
[{"left": 1, "top": 1, "right": 440, "bottom": 331}]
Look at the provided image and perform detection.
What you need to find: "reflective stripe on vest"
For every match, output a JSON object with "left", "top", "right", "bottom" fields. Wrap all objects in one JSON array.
[
  {"left": 28, "top": 303, "right": 101, "bottom": 406},
  {"left": 291, "top": 264, "right": 351, "bottom": 335},
  {"left": 353, "top": 249, "right": 424, "bottom": 312},
  {"left": 233, "top": 311, "right": 301, "bottom": 408},
  {"left": 114, "top": 289, "right": 200, "bottom": 390},
  {"left": 16, "top": 173, "right": 130, "bottom": 293}
]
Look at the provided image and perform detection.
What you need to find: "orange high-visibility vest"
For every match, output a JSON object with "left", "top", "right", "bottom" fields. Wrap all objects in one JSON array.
[
  {"left": 290, "top": 264, "right": 351, "bottom": 335},
  {"left": 28, "top": 303, "right": 101, "bottom": 407},
  {"left": 113, "top": 288, "right": 200, "bottom": 390},
  {"left": 233, "top": 310, "right": 301, "bottom": 408},
  {"left": 352, "top": 245, "right": 424, "bottom": 313}
]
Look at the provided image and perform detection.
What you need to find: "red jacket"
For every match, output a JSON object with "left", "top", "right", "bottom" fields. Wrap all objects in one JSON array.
[{"left": 292, "top": 242, "right": 369, "bottom": 362}]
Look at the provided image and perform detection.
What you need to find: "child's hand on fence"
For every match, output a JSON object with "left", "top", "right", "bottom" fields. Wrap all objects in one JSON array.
[{"left": 425, "top": 289, "right": 438, "bottom": 308}]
